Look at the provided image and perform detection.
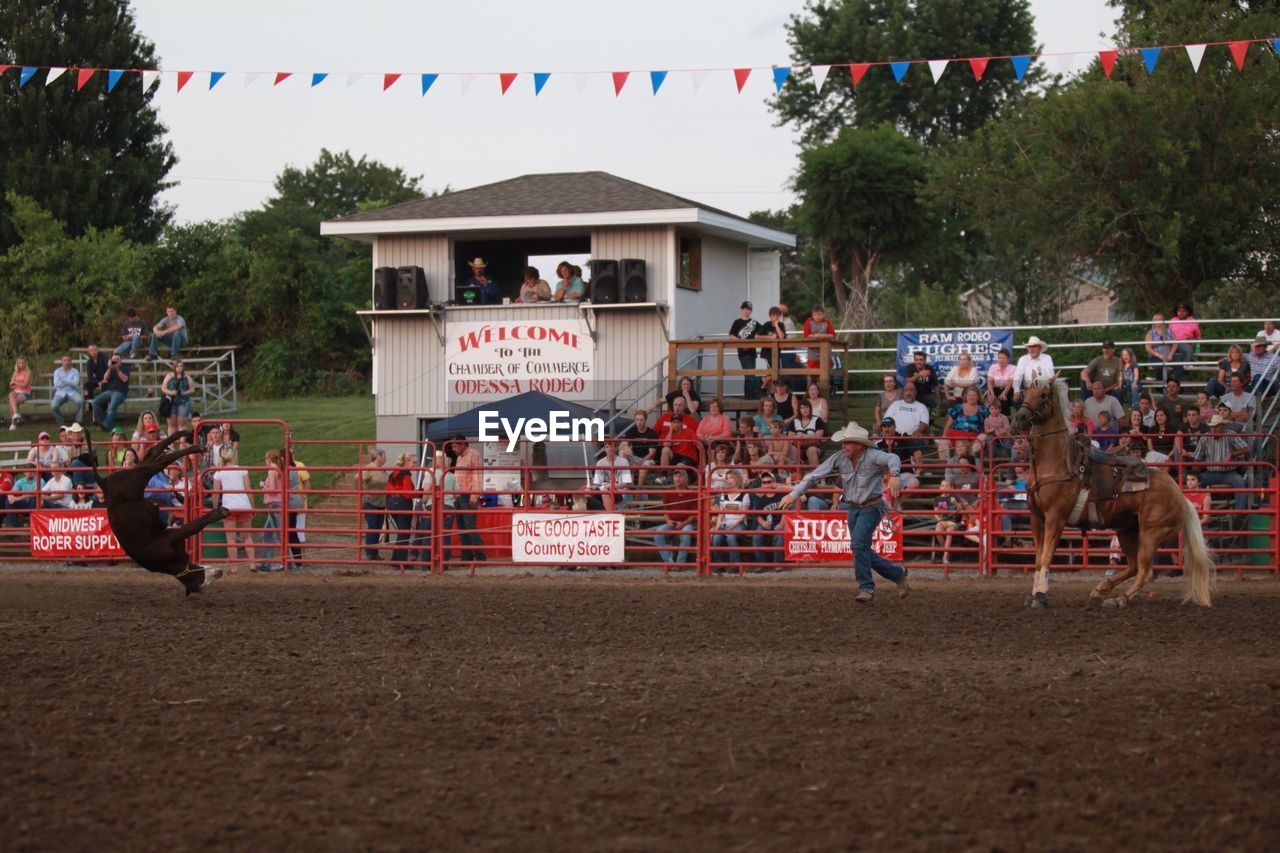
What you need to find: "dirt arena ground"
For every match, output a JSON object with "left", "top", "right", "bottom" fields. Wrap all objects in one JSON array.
[{"left": 1, "top": 569, "right": 1277, "bottom": 851}]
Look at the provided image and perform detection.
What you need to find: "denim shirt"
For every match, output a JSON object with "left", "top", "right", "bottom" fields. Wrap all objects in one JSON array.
[
  {"left": 788, "top": 446, "right": 901, "bottom": 506},
  {"left": 53, "top": 366, "right": 80, "bottom": 393}
]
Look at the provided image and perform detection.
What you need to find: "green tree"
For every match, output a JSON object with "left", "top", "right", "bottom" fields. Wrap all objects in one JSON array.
[
  {"left": 793, "top": 124, "right": 932, "bottom": 328},
  {"left": 773, "top": 0, "right": 1043, "bottom": 148},
  {"left": 0, "top": 0, "right": 176, "bottom": 249}
]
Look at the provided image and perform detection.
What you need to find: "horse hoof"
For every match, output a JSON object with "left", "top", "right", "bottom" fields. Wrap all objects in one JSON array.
[
  {"left": 1024, "top": 592, "right": 1049, "bottom": 609},
  {"left": 1101, "top": 595, "right": 1128, "bottom": 609}
]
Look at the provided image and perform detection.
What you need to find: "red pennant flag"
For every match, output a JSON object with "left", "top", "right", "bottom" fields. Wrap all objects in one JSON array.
[
  {"left": 383, "top": 73, "right": 400, "bottom": 91},
  {"left": 1098, "top": 50, "right": 1118, "bottom": 78},
  {"left": 75, "top": 68, "right": 96, "bottom": 90},
  {"left": 733, "top": 68, "right": 751, "bottom": 92},
  {"left": 499, "top": 72, "right": 518, "bottom": 94},
  {"left": 967, "top": 57, "right": 989, "bottom": 81},
  {"left": 849, "top": 63, "right": 871, "bottom": 85},
  {"left": 0, "top": 65, "right": 10, "bottom": 75},
  {"left": 1228, "top": 41, "right": 1248, "bottom": 70},
  {"left": 274, "top": 72, "right": 292, "bottom": 86},
  {"left": 612, "top": 71, "right": 629, "bottom": 95},
  {"left": 176, "top": 71, "right": 193, "bottom": 92}
]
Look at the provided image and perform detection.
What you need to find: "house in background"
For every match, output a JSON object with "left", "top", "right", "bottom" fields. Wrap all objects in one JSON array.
[
  {"left": 959, "top": 274, "right": 1119, "bottom": 326},
  {"left": 320, "top": 171, "right": 794, "bottom": 446}
]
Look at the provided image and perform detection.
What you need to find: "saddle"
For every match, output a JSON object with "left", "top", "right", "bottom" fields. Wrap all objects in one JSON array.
[{"left": 1066, "top": 434, "right": 1151, "bottom": 528}]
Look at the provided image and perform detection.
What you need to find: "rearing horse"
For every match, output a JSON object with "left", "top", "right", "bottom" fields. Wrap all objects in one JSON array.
[{"left": 1011, "top": 377, "right": 1214, "bottom": 609}]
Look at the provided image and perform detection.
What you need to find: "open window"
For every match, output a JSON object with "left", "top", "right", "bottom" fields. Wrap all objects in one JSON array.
[{"left": 677, "top": 236, "right": 701, "bottom": 292}]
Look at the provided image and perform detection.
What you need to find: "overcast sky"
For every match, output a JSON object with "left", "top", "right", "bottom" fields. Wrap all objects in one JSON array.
[{"left": 128, "top": 0, "right": 1119, "bottom": 224}]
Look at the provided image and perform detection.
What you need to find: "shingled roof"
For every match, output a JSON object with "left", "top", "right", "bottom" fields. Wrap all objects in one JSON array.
[{"left": 330, "top": 171, "right": 751, "bottom": 224}]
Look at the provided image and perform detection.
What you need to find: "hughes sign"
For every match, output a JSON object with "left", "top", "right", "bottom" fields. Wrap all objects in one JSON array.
[{"left": 446, "top": 320, "right": 595, "bottom": 402}]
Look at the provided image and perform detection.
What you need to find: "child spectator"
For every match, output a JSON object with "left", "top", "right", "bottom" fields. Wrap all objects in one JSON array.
[
  {"left": 1093, "top": 410, "right": 1119, "bottom": 450},
  {"left": 7, "top": 356, "right": 33, "bottom": 430},
  {"left": 114, "top": 308, "right": 148, "bottom": 358},
  {"left": 711, "top": 470, "right": 748, "bottom": 571}
]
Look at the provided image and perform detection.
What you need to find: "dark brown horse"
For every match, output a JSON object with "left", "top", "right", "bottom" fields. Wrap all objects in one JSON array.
[
  {"left": 1011, "top": 377, "right": 1214, "bottom": 609},
  {"left": 84, "top": 429, "right": 229, "bottom": 595}
]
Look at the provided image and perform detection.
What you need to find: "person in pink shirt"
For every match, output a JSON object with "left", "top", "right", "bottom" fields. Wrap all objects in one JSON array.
[
  {"left": 696, "top": 398, "right": 734, "bottom": 447},
  {"left": 450, "top": 435, "right": 486, "bottom": 564},
  {"left": 985, "top": 348, "right": 1015, "bottom": 414},
  {"left": 1168, "top": 302, "right": 1202, "bottom": 374}
]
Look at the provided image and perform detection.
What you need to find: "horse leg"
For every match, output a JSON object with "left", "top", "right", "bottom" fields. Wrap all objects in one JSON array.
[
  {"left": 167, "top": 506, "right": 231, "bottom": 542},
  {"left": 1026, "top": 513, "right": 1063, "bottom": 609},
  {"left": 1092, "top": 528, "right": 1139, "bottom": 601},
  {"left": 1104, "top": 528, "right": 1165, "bottom": 608}
]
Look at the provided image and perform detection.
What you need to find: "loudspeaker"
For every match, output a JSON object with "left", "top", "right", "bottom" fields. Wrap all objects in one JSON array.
[
  {"left": 590, "top": 259, "right": 619, "bottom": 304},
  {"left": 373, "top": 267, "right": 398, "bottom": 310},
  {"left": 396, "top": 266, "right": 429, "bottom": 309},
  {"left": 621, "top": 258, "right": 647, "bottom": 302}
]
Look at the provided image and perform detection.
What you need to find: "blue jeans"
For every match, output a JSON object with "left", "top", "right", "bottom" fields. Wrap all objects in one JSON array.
[
  {"left": 91, "top": 390, "right": 127, "bottom": 429},
  {"left": 362, "top": 501, "right": 384, "bottom": 559},
  {"left": 453, "top": 495, "right": 485, "bottom": 562},
  {"left": 739, "top": 351, "right": 759, "bottom": 399},
  {"left": 848, "top": 503, "right": 907, "bottom": 592},
  {"left": 50, "top": 390, "right": 84, "bottom": 426},
  {"left": 387, "top": 496, "right": 414, "bottom": 564},
  {"left": 756, "top": 531, "right": 782, "bottom": 567},
  {"left": 654, "top": 521, "right": 695, "bottom": 564},
  {"left": 1198, "top": 471, "right": 1248, "bottom": 510},
  {"left": 712, "top": 525, "right": 744, "bottom": 568},
  {"left": 149, "top": 328, "right": 188, "bottom": 358},
  {"left": 114, "top": 333, "right": 142, "bottom": 357},
  {"left": 413, "top": 511, "right": 436, "bottom": 568}
]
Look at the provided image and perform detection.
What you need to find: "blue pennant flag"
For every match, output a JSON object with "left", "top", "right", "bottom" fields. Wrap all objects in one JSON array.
[
  {"left": 772, "top": 66, "right": 791, "bottom": 92},
  {"left": 650, "top": 70, "right": 667, "bottom": 94},
  {"left": 1273, "top": 39, "right": 1280, "bottom": 57},
  {"left": 311, "top": 72, "right": 328, "bottom": 87},
  {"left": 209, "top": 71, "right": 225, "bottom": 89},
  {"left": 1140, "top": 46, "right": 1161, "bottom": 74},
  {"left": 534, "top": 72, "right": 550, "bottom": 95},
  {"left": 107, "top": 69, "right": 124, "bottom": 92},
  {"left": 19, "top": 66, "right": 37, "bottom": 86},
  {"left": 420, "top": 73, "right": 438, "bottom": 95},
  {"left": 890, "top": 61, "right": 911, "bottom": 82},
  {"left": 1011, "top": 55, "right": 1032, "bottom": 81}
]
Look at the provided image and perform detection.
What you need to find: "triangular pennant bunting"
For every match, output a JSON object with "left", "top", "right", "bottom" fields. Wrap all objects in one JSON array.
[
  {"left": 611, "top": 71, "right": 629, "bottom": 95},
  {"left": 383, "top": 73, "right": 401, "bottom": 91},
  {"left": 690, "top": 69, "right": 709, "bottom": 92},
  {"left": 311, "top": 72, "right": 328, "bottom": 87},
  {"left": 890, "top": 61, "right": 911, "bottom": 82},
  {"left": 176, "top": 71, "right": 193, "bottom": 92},
  {"left": 849, "top": 63, "right": 870, "bottom": 86},
  {"left": 46, "top": 67, "right": 67, "bottom": 85},
  {"left": 420, "top": 73, "right": 438, "bottom": 95},
  {"left": 499, "top": 72, "right": 518, "bottom": 94},
  {"left": 0, "top": 65, "right": 9, "bottom": 76},
  {"left": 20, "top": 66, "right": 38, "bottom": 86},
  {"left": 274, "top": 72, "right": 292, "bottom": 86},
  {"left": 733, "top": 68, "right": 751, "bottom": 92},
  {"left": 574, "top": 73, "right": 590, "bottom": 96},
  {"left": 1010, "top": 55, "right": 1031, "bottom": 81},
  {"left": 75, "top": 68, "right": 96, "bottom": 90},
  {"left": 345, "top": 74, "right": 362, "bottom": 88},
  {"left": 1099, "top": 50, "right": 1118, "bottom": 77},
  {"left": 1273, "top": 40, "right": 1280, "bottom": 59},
  {"left": 242, "top": 71, "right": 265, "bottom": 88},
  {"left": 1184, "top": 44, "right": 1206, "bottom": 72},
  {"left": 107, "top": 69, "right": 124, "bottom": 92},
  {"left": 771, "top": 66, "right": 790, "bottom": 92},
  {"left": 141, "top": 69, "right": 160, "bottom": 91},
  {"left": 209, "top": 71, "right": 226, "bottom": 90},
  {"left": 1054, "top": 53, "right": 1080, "bottom": 75},
  {"left": 1228, "top": 41, "right": 1248, "bottom": 70},
  {"left": 1140, "top": 46, "right": 1160, "bottom": 75},
  {"left": 458, "top": 75, "right": 476, "bottom": 95},
  {"left": 533, "top": 72, "right": 550, "bottom": 95},
  {"left": 928, "top": 59, "right": 948, "bottom": 83},
  {"left": 811, "top": 64, "right": 831, "bottom": 91},
  {"left": 968, "top": 57, "right": 989, "bottom": 80},
  {"left": 650, "top": 70, "right": 667, "bottom": 94}
]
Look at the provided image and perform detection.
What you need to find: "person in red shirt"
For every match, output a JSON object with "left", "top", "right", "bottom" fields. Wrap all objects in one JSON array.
[
  {"left": 387, "top": 453, "right": 420, "bottom": 569},
  {"left": 652, "top": 466, "right": 699, "bottom": 566},
  {"left": 655, "top": 397, "right": 700, "bottom": 468},
  {"left": 802, "top": 305, "right": 836, "bottom": 381}
]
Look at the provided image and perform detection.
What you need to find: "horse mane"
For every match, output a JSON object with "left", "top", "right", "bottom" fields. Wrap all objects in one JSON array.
[{"left": 1032, "top": 377, "right": 1070, "bottom": 429}]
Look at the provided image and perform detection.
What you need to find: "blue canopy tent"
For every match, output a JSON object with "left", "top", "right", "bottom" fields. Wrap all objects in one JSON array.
[{"left": 424, "top": 391, "right": 620, "bottom": 441}]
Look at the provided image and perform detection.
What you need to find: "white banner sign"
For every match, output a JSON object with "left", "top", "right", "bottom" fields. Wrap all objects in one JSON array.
[
  {"left": 511, "top": 512, "right": 625, "bottom": 564},
  {"left": 446, "top": 320, "right": 594, "bottom": 402}
]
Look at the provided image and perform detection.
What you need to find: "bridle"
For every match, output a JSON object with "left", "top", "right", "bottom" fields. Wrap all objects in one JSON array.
[{"left": 1018, "top": 388, "right": 1075, "bottom": 513}]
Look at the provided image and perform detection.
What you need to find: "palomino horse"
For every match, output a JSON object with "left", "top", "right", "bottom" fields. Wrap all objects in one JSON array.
[{"left": 1010, "top": 377, "right": 1214, "bottom": 609}]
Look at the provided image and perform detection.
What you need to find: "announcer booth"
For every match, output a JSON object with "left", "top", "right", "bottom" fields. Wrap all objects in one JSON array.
[{"left": 321, "top": 170, "right": 794, "bottom": 451}]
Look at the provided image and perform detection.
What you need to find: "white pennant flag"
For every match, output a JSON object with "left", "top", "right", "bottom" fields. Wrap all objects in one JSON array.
[
  {"left": 46, "top": 67, "right": 68, "bottom": 85},
  {"left": 458, "top": 74, "right": 477, "bottom": 95},
  {"left": 690, "top": 69, "right": 709, "bottom": 92},
  {"left": 1055, "top": 53, "right": 1081, "bottom": 75},
  {"left": 345, "top": 74, "right": 363, "bottom": 88},
  {"left": 242, "top": 71, "right": 265, "bottom": 89},
  {"left": 573, "top": 73, "right": 590, "bottom": 96},
  {"left": 811, "top": 64, "right": 831, "bottom": 92},
  {"left": 1185, "top": 43, "right": 1206, "bottom": 72},
  {"left": 928, "top": 59, "right": 948, "bottom": 83},
  {"left": 141, "top": 69, "right": 160, "bottom": 92}
]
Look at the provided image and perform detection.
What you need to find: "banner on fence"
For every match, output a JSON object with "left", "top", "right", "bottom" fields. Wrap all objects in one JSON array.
[
  {"left": 783, "top": 510, "right": 903, "bottom": 563},
  {"left": 446, "top": 320, "right": 595, "bottom": 403},
  {"left": 29, "top": 510, "right": 125, "bottom": 558},
  {"left": 896, "top": 329, "right": 1012, "bottom": 379},
  {"left": 511, "top": 512, "right": 625, "bottom": 563}
]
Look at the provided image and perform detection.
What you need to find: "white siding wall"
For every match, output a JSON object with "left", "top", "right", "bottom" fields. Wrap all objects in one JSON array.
[
  {"left": 372, "top": 235, "right": 453, "bottom": 301},
  {"left": 591, "top": 226, "right": 673, "bottom": 305},
  {"left": 672, "top": 235, "right": 752, "bottom": 339}
]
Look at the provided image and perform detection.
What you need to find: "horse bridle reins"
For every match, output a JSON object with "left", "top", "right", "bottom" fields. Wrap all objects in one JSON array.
[{"left": 1017, "top": 393, "right": 1076, "bottom": 514}]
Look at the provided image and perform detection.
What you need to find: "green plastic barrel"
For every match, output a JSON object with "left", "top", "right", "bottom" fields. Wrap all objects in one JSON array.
[
  {"left": 203, "top": 520, "right": 228, "bottom": 561},
  {"left": 1246, "top": 512, "right": 1273, "bottom": 568}
]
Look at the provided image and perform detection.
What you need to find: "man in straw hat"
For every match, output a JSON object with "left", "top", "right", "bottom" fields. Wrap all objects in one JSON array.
[
  {"left": 778, "top": 421, "right": 910, "bottom": 604},
  {"left": 464, "top": 257, "right": 503, "bottom": 305},
  {"left": 1012, "top": 335, "right": 1055, "bottom": 404}
]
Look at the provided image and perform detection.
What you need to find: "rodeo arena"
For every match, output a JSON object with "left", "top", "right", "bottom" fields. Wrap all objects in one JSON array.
[{"left": 5, "top": 171, "right": 1280, "bottom": 849}]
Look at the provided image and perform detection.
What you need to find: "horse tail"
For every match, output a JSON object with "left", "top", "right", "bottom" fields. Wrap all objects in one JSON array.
[{"left": 1180, "top": 498, "right": 1216, "bottom": 607}]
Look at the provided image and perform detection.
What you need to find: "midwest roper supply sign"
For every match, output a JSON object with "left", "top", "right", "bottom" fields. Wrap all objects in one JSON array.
[
  {"left": 446, "top": 320, "right": 594, "bottom": 402},
  {"left": 30, "top": 510, "right": 125, "bottom": 558}
]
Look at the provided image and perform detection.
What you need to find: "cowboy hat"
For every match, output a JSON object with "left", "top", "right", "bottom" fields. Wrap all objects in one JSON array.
[
  {"left": 1208, "top": 414, "right": 1228, "bottom": 427},
  {"left": 468, "top": 257, "right": 487, "bottom": 269},
  {"left": 1023, "top": 335, "right": 1048, "bottom": 349},
  {"left": 830, "top": 421, "right": 877, "bottom": 447}
]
